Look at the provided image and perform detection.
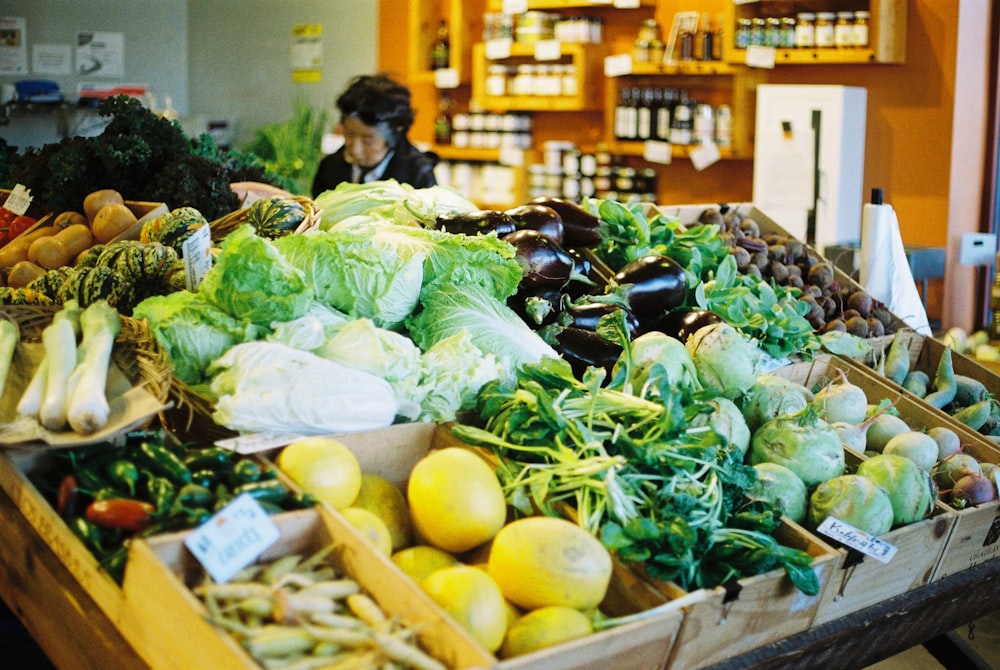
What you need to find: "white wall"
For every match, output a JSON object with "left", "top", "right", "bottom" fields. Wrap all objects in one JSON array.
[{"left": 0, "top": 0, "right": 377, "bottom": 149}]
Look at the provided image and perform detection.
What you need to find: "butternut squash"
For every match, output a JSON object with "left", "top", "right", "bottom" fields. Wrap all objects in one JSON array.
[
  {"left": 0, "top": 225, "right": 57, "bottom": 271},
  {"left": 29, "top": 224, "right": 95, "bottom": 270}
]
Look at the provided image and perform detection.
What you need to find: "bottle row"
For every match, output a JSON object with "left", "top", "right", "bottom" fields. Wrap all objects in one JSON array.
[
  {"left": 434, "top": 108, "right": 534, "bottom": 150},
  {"left": 483, "top": 11, "right": 604, "bottom": 45},
  {"left": 734, "top": 11, "right": 870, "bottom": 50},
  {"left": 613, "top": 87, "right": 732, "bottom": 148},
  {"left": 485, "top": 63, "right": 579, "bottom": 98}
]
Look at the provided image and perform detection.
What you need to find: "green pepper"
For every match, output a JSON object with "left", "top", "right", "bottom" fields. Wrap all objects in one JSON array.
[
  {"left": 69, "top": 515, "right": 106, "bottom": 555},
  {"left": 136, "top": 439, "right": 193, "bottom": 485},
  {"left": 231, "top": 458, "right": 263, "bottom": 485},
  {"left": 146, "top": 476, "right": 177, "bottom": 517},
  {"left": 182, "top": 447, "right": 233, "bottom": 472},
  {"left": 232, "top": 479, "right": 291, "bottom": 505},
  {"left": 190, "top": 468, "right": 221, "bottom": 489},
  {"left": 105, "top": 459, "right": 140, "bottom": 496},
  {"left": 170, "top": 483, "right": 214, "bottom": 513},
  {"left": 184, "top": 507, "right": 212, "bottom": 526}
]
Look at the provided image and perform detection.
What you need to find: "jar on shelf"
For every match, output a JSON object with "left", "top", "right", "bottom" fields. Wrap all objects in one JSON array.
[
  {"left": 633, "top": 39, "right": 651, "bottom": 63},
  {"left": 734, "top": 18, "right": 751, "bottom": 49},
  {"left": 780, "top": 17, "right": 797, "bottom": 48},
  {"left": 815, "top": 12, "right": 836, "bottom": 48},
  {"left": 834, "top": 12, "right": 855, "bottom": 48},
  {"left": 649, "top": 39, "right": 665, "bottom": 62},
  {"left": 486, "top": 65, "right": 507, "bottom": 97},
  {"left": 853, "top": 11, "right": 870, "bottom": 49},
  {"left": 795, "top": 13, "right": 816, "bottom": 48},
  {"left": 560, "top": 64, "right": 578, "bottom": 97},
  {"left": 765, "top": 18, "right": 781, "bottom": 48},
  {"left": 638, "top": 18, "right": 660, "bottom": 43},
  {"left": 749, "top": 18, "right": 766, "bottom": 46}
]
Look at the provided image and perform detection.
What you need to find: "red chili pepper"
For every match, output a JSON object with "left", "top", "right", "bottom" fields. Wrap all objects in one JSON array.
[
  {"left": 85, "top": 498, "right": 156, "bottom": 532},
  {"left": 57, "top": 474, "right": 79, "bottom": 519},
  {"left": 8, "top": 215, "right": 36, "bottom": 239}
]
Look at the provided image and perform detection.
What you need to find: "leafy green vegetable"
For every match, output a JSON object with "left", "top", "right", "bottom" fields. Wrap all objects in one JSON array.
[
  {"left": 133, "top": 291, "right": 263, "bottom": 388},
  {"left": 199, "top": 224, "right": 313, "bottom": 327},
  {"left": 406, "top": 283, "right": 557, "bottom": 384},
  {"left": 315, "top": 179, "right": 477, "bottom": 229},
  {"left": 242, "top": 99, "right": 327, "bottom": 196}
]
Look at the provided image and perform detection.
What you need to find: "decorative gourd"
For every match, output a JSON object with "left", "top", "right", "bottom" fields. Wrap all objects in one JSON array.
[
  {"left": 75, "top": 243, "right": 106, "bottom": 269},
  {"left": 0, "top": 287, "right": 54, "bottom": 306},
  {"left": 66, "top": 265, "right": 134, "bottom": 311},
  {"left": 140, "top": 207, "right": 207, "bottom": 255},
  {"left": 244, "top": 196, "right": 306, "bottom": 239},
  {"left": 27, "top": 267, "right": 76, "bottom": 301}
]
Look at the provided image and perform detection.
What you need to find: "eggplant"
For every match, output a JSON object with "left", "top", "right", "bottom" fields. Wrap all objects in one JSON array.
[
  {"left": 504, "top": 228, "right": 575, "bottom": 290},
  {"left": 505, "top": 204, "right": 565, "bottom": 245},
  {"left": 552, "top": 326, "right": 623, "bottom": 379},
  {"left": 530, "top": 196, "right": 602, "bottom": 248},
  {"left": 435, "top": 209, "right": 516, "bottom": 237},
  {"left": 611, "top": 255, "right": 687, "bottom": 320},
  {"left": 508, "top": 287, "right": 563, "bottom": 328},
  {"left": 654, "top": 308, "right": 724, "bottom": 342},
  {"left": 565, "top": 302, "right": 641, "bottom": 340},
  {"left": 562, "top": 249, "right": 598, "bottom": 299}
]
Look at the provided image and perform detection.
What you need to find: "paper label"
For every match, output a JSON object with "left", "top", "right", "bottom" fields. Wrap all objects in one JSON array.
[
  {"left": 642, "top": 140, "right": 672, "bottom": 165},
  {"left": 485, "top": 38, "right": 512, "bottom": 61},
  {"left": 182, "top": 224, "right": 213, "bottom": 291},
  {"left": 745, "top": 45, "right": 777, "bottom": 69},
  {"left": 184, "top": 493, "right": 281, "bottom": 583},
  {"left": 604, "top": 53, "right": 633, "bottom": 78},
  {"left": 689, "top": 142, "right": 722, "bottom": 171},
  {"left": 816, "top": 516, "right": 898, "bottom": 564},
  {"left": 434, "top": 68, "right": 459, "bottom": 89},
  {"left": 613, "top": 0, "right": 640, "bottom": 8},
  {"left": 534, "top": 40, "right": 561, "bottom": 62},
  {"left": 216, "top": 431, "right": 305, "bottom": 454},
  {"left": 2, "top": 184, "right": 32, "bottom": 216},
  {"left": 502, "top": 0, "right": 528, "bottom": 14}
]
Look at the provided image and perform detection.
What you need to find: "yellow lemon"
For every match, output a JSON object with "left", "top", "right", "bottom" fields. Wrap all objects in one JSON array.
[
  {"left": 391, "top": 545, "right": 458, "bottom": 583},
  {"left": 499, "top": 606, "right": 593, "bottom": 659},
  {"left": 421, "top": 565, "right": 508, "bottom": 653},
  {"left": 276, "top": 437, "right": 361, "bottom": 510},
  {"left": 487, "top": 516, "right": 612, "bottom": 611},
  {"left": 351, "top": 473, "right": 412, "bottom": 551},
  {"left": 341, "top": 507, "right": 393, "bottom": 557},
  {"left": 407, "top": 448, "right": 506, "bottom": 554}
]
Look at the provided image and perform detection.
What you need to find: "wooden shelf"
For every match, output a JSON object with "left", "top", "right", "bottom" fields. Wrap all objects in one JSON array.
[
  {"left": 607, "top": 140, "right": 752, "bottom": 161},
  {"left": 486, "top": 0, "right": 655, "bottom": 9}
]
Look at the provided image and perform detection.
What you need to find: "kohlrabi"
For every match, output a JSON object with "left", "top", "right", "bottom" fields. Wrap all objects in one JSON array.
[
  {"left": 689, "top": 397, "right": 751, "bottom": 457},
  {"left": 750, "top": 405, "right": 845, "bottom": 488},
  {"left": 812, "top": 369, "right": 868, "bottom": 425},
  {"left": 808, "top": 474, "right": 894, "bottom": 536},
  {"left": 750, "top": 462, "right": 809, "bottom": 524},
  {"left": 856, "top": 453, "right": 937, "bottom": 526},
  {"left": 740, "top": 375, "right": 813, "bottom": 431},
  {"left": 685, "top": 322, "right": 763, "bottom": 399}
]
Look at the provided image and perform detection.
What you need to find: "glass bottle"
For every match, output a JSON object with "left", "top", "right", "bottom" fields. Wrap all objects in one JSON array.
[
  {"left": 735, "top": 18, "right": 751, "bottom": 49},
  {"left": 795, "top": 13, "right": 816, "bottom": 48},
  {"left": 430, "top": 20, "right": 450, "bottom": 70},
  {"left": 669, "top": 91, "right": 692, "bottom": 146},
  {"left": 434, "top": 94, "right": 452, "bottom": 145},
  {"left": 699, "top": 13, "right": 715, "bottom": 61},
  {"left": 834, "top": 12, "right": 855, "bottom": 48},
  {"left": 853, "top": 11, "right": 870, "bottom": 49},
  {"left": 815, "top": 13, "right": 836, "bottom": 48}
]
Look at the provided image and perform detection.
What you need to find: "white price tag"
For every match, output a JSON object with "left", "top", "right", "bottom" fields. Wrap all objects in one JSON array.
[
  {"left": 182, "top": 224, "right": 213, "bottom": 291},
  {"left": 498, "top": 146, "right": 524, "bottom": 167},
  {"left": 216, "top": 431, "right": 306, "bottom": 454},
  {"left": 689, "top": 142, "right": 722, "bottom": 171},
  {"left": 745, "top": 45, "right": 777, "bottom": 69},
  {"left": 485, "top": 38, "right": 512, "bottom": 60},
  {"left": 502, "top": 0, "right": 528, "bottom": 15},
  {"left": 604, "top": 53, "right": 633, "bottom": 78},
  {"left": 534, "top": 40, "right": 561, "bottom": 61},
  {"left": 434, "top": 68, "right": 460, "bottom": 89},
  {"left": 642, "top": 140, "right": 672, "bottom": 165},
  {"left": 612, "top": 0, "right": 640, "bottom": 8},
  {"left": 184, "top": 493, "right": 281, "bottom": 583},
  {"left": 2, "top": 184, "right": 32, "bottom": 216},
  {"left": 817, "top": 516, "right": 898, "bottom": 564}
]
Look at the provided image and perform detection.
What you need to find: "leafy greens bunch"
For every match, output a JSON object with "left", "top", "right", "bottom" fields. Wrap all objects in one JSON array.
[{"left": 453, "top": 312, "right": 820, "bottom": 596}]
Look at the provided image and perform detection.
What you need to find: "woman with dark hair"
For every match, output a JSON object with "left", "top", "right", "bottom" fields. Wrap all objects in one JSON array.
[{"left": 311, "top": 73, "right": 438, "bottom": 197}]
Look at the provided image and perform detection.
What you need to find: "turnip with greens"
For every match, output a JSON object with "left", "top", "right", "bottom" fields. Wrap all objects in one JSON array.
[
  {"left": 750, "top": 405, "right": 845, "bottom": 488},
  {"left": 740, "top": 375, "right": 813, "bottom": 431},
  {"left": 689, "top": 397, "right": 751, "bottom": 457},
  {"left": 685, "top": 322, "right": 763, "bottom": 399},
  {"left": 952, "top": 473, "right": 997, "bottom": 508},
  {"left": 883, "top": 431, "right": 939, "bottom": 472},
  {"left": 750, "top": 462, "right": 808, "bottom": 524},
  {"left": 856, "top": 454, "right": 937, "bottom": 526},
  {"left": 812, "top": 369, "right": 868, "bottom": 425},
  {"left": 808, "top": 474, "right": 894, "bottom": 536}
]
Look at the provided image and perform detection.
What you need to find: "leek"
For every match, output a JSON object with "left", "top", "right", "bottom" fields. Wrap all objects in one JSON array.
[
  {"left": 0, "top": 319, "right": 17, "bottom": 397},
  {"left": 66, "top": 300, "right": 121, "bottom": 433}
]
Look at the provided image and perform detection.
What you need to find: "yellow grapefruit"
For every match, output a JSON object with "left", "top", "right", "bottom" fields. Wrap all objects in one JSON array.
[
  {"left": 500, "top": 606, "right": 593, "bottom": 659},
  {"left": 421, "top": 565, "right": 508, "bottom": 652},
  {"left": 487, "top": 516, "right": 612, "bottom": 611},
  {"left": 390, "top": 545, "right": 458, "bottom": 583},
  {"left": 407, "top": 447, "right": 506, "bottom": 553},
  {"left": 276, "top": 437, "right": 361, "bottom": 510},
  {"left": 351, "top": 473, "right": 412, "bottom": 551},
  {"left": 340, "top": 507, "right": 393, "bottom": 557}
]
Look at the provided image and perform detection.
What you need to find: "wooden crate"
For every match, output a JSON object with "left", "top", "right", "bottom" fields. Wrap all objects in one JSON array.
[
  {"left": 771, "top": 356, "right": 959, "bottom": 625},
  {"left": 633, "top": 518, "right": 838, "bottom": 670},
  {"left": 262, "top": 422, "right": 686, "bottom": 670},
  {"left": 123, "top": 507, "right": 495, "bottom": 670}
]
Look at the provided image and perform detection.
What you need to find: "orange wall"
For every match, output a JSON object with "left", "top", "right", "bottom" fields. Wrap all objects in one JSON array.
[{"left": 380, "top": 1, "right": 993, "bottom": 329}]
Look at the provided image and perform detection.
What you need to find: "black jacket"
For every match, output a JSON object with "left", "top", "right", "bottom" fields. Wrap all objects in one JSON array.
[{"left": 311, "top": 140, "right": 438, "bottom": 197}]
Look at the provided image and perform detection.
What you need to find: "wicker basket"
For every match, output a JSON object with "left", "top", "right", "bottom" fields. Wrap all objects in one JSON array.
[
  {"left": 208, "top": 194, "right": 321, "bottom": 242},
  {"left": 0, "top": 305, "right": 173, "bottom": 427},
  {"left": 158, "top": 377, "right": 237, "bottom": 446}
]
